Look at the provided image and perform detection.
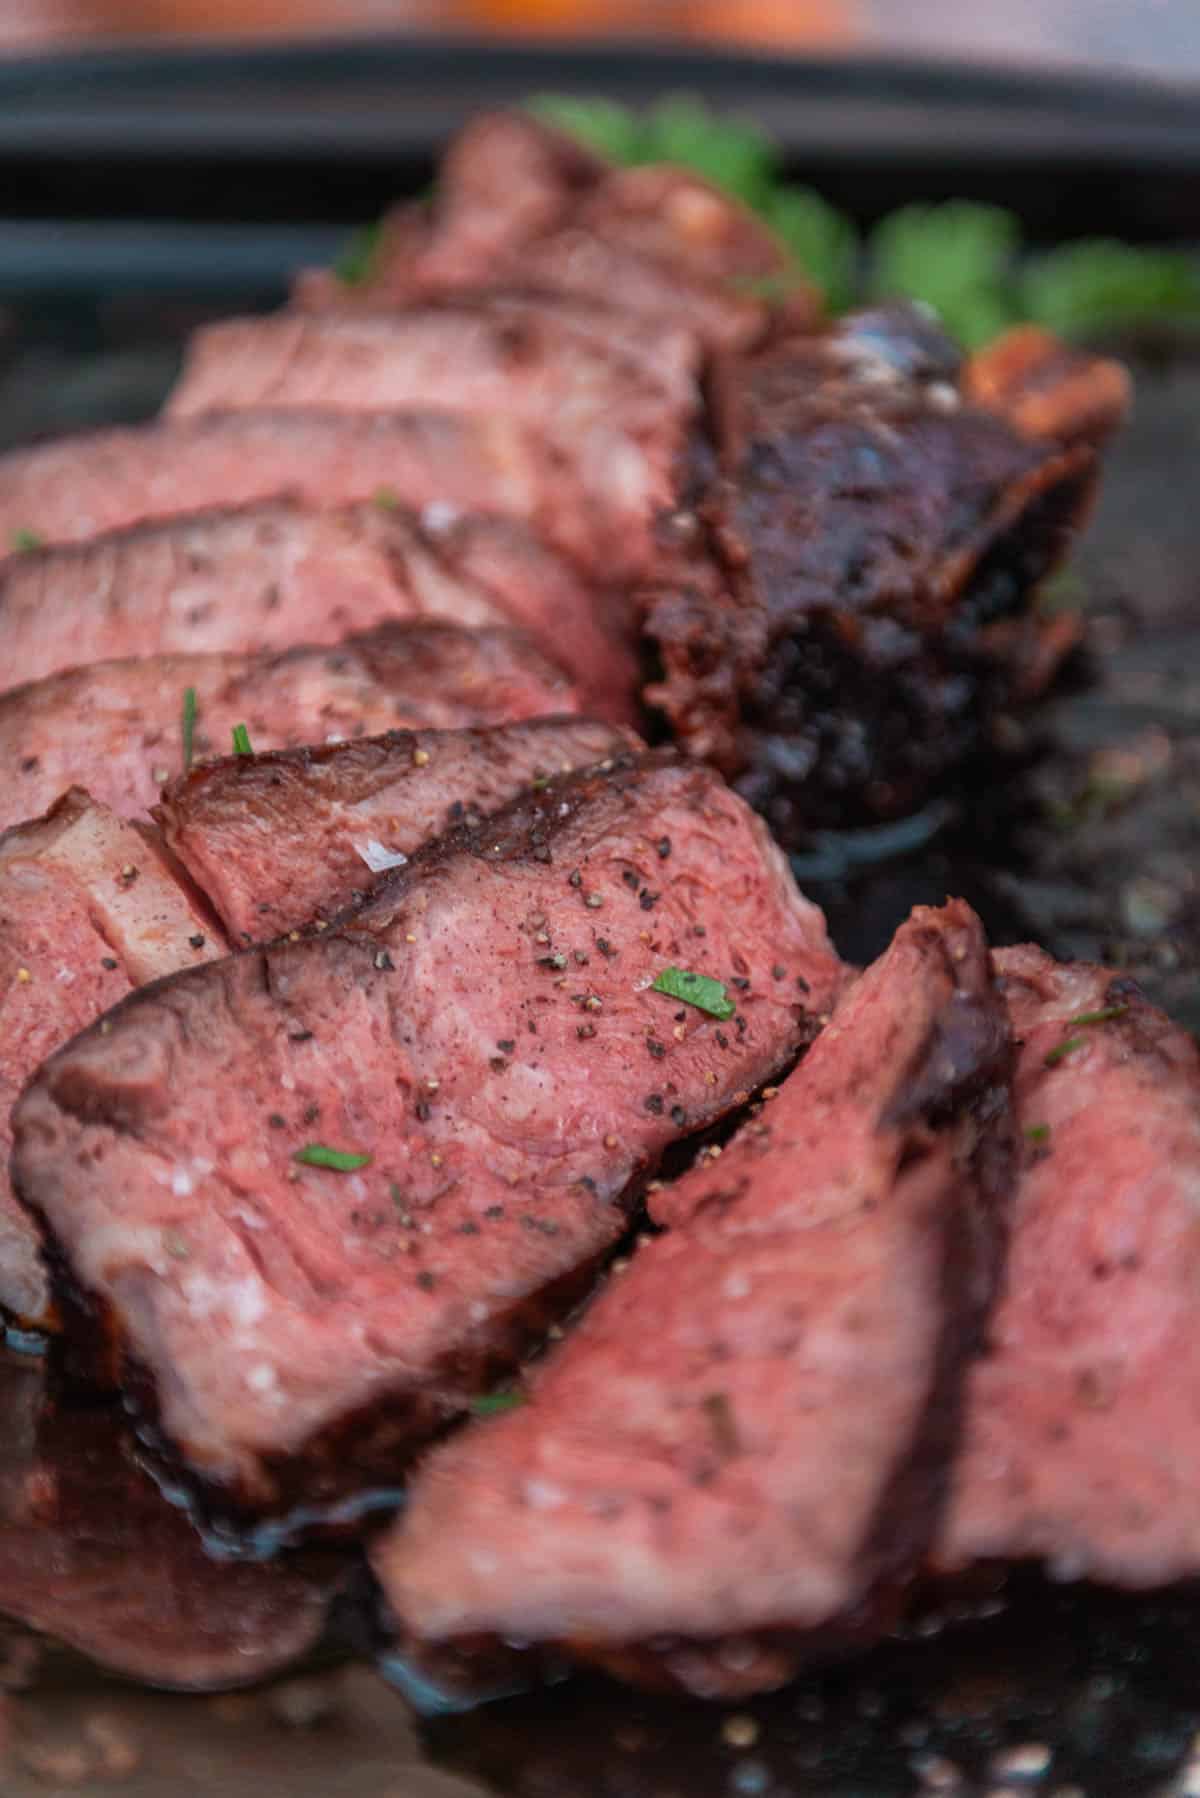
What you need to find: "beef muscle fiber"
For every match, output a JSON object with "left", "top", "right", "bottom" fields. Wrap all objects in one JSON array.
[
  {"left": 158, "top": 717, "right": 637, "bottom": 943},
  {"left": 0, "top": 499, "right": 638, "bottom": 720},
  {"left": 0, "top": 621, "right": 578, "bottom": 832},
  {"left": 0, "top": 791, "right": 221, "bottom": 1324},
  {"left": 13, "top": 753, "right": 841, "bottom": 1516},
  {"left": 377, "top": 900, "right": 1014, "bottom": 1698},
  {"left": 937, "top": 948, "right": 1200, "bottom": 1588}
]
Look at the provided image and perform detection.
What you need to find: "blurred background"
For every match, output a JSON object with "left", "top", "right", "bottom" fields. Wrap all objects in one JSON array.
[{"left": 0, "top": 0, "right": 1198, "bottom": 81}]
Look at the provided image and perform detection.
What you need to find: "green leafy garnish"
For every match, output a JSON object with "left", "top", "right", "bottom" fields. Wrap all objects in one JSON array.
[
  {"left": 1023, "top": 240, "right": 1200, "bottom": 341},
  {"left": 335, "top": 221, "right": 383, "bottom": 288},
  {"left": 373, "top": 485, "right": 399, "bottom": 512},
  {"left": 868, "top": 202, "right": 1022, "bottom": 349},
  {"left": 651, "top": 966, "right": 736, "bottom": 1021},
  {"left": 1065, "top": 1004, "right": 1129, "bottom": 1029},
  {"left": 231, "top": 723, "right": 253, "bottom": 757},
  {"left": 181, "top": 686, "right": 197, "bottom": 774},
  {"left": 293, "top": 1143, "right": 372, "bottom": 1171},
  {"left": 469, "top": 1389, "right": 527, "bottom": 1417},
  {"left": 528, "top": 94, "right": 647, "bottom": 166},
  {"left": 1044, "top": 1036, "right": 1086, "bottom": 1068},
  {"left": 10, "top": 528, "right": 43, "bottom": 554},
  {"left": 1024, "top": 1123, "right": 1051, "bottom": 1146},
  {"left": 765, "top": 188, "right": 860, "bottom": 314}
]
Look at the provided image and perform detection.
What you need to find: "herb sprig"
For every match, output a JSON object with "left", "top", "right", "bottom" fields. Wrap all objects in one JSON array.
[
  {"left": 293, "top": 1143, "right": 372, "bottom": 1171},
  {"left": 469, "top": 1389, "right": 526, "bottom": 1417},
  {"left": 652, "top": 966, "right": 736, "bottom": 1021},
  {"left": 10, "top": 528, "right": 43, "bottom": 554},
  {"left": 231, "top": 723, "right": 254, "bottom": 757},
  {"left": 181, "top": 686, "right": 197, "bottom": 773}
]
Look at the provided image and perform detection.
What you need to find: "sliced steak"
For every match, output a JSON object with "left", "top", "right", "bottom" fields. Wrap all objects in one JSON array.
[
  {"left": 12, "top": 753, "right": 841, "bottom": 1518},
  {"left": 0, "top": 622, "right": 578, "bottom": 831},
  {"left": 167, "top": 299, "right": 700, "bottom": 581},
  {"left": 376, "top": 900, "right": 1014, "bottom": 1698},
  {"left": 0, "top": 790, "right": 221, "bottom": 1324},
  {"left": 158, "top": 718, "right": 636, "bottom": 943},
  {"left": 937, "top": 949, "right": 1200, "bottom": 1588},
  {"left": 643, "top": 304, "right": 1129, "bottom": 841},
  {"left": 0, "top": 409, "right": 568, "bottom": 562},
  {"left": 0, "top": 1355, "right": 334, "bottom": 1689},
  {"left": 0, "top": 500, "right": 637, "bottom": 721}
]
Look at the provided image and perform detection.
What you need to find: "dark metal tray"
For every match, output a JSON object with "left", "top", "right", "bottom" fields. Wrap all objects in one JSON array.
[{"left": 0, "top": 39, "right": 1198, "bottom": 1798}]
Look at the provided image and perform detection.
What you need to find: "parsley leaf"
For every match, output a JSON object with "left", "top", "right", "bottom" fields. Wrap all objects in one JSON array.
[
  {"left": 181, "top": 686, "right": 197, "bottom": 774},
  {"left": 652, "top": 966, "right": 736, "bottom": 1020},
  {"left": 335, "top": 221, "right": 383, "bottom": 288},
  {"left": 293, "top": 1143, "right": 372, "bottom": 1171},
  {"left": 1023, "top": 240, "right": 1200, "bottom": 340},
  {"left": 469, "top": 1389, "right": 526, "bottom": 1417},
  {"left": 868, "top": 202, "right": 1022, "bottom": 349},
  {"left": 765, "top": 188, "right": 860, "bottom": 314},
  {"left": 231, "top": 723, "right": 253, "bottom": 757}
]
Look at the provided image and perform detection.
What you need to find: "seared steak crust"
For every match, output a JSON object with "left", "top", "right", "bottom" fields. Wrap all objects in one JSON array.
[
  {"left": 376, "top": 900, "right": 1014, "bottom": 1697},
  {"left": 13, "top": 753, "right": 840, "bottom": 1516},
  {"left": 158, "top": 717, "right": 637, "bottom": 942},
  {"left": 938, "top": 948, "right": 1200, "bottom": 1588},
  {"left": 0, "top": 622, "right": 579, "bottom": 831}
]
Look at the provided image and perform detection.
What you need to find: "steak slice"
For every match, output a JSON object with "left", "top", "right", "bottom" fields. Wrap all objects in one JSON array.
[
  {"left": 0, "top": 1355, "right": 334, "bottom": 1689},
  {"left": 936, "top": 948, "right": 1200, "bottom": 1588},
  {"left": 642, "top": 304, "right": 1129, "bottom": 841},
  {"left": 158, "top": 718, "right": 637, "bottom": 943},
  {"left": 0, "top": 409, "right": 565, "bottom": 561},
  {"left": 0, "top": 622, "right": 578, "bottom": 832},
  {"left": 12, "top": 753, "right": 841, "bottom": 1519},
  {"left": 167, "top": 299, "right": 700, "bottom": 581},
  {"left": 376, "top": 900, "right": 1014, "bottom": 1698},
  {"left": 0, "top": 500, "right": 637, "bottom": 721},
  {"left": 0, "top": 790, "right": 221, "bottom": 1324}
]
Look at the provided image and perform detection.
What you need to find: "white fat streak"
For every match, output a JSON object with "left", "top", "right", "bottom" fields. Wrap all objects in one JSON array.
[{"left": 355, "top": 838, "right": 409, "bottom": 874}]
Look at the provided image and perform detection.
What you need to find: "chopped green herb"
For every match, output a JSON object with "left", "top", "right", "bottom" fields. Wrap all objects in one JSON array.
[
  {"left": 651, "top": 966, "right": 736, "bottom": 1020},
  {"left": 1044, "top": 1035, "right": 1086, "bottom": 1068},
  {"left": 469, "top": 1389, "right": 527, "bottom": 1417},
  {"left": 181, "top": 686, "right": 198, "bottom": 773},
  {"left": 1024, "top": 1123, "right": 1051, "bottom": 1146},
  {"left": 868, "top": 201, "right": 1021, "bottom": 349},
  {"left": 764, "top": 187, "right": 860, "bottom": 314},
  {"left": 335, "top": 220, "right": 383, "bottom": 288},
  {"left": 293, "top": 1142, "right": 372, "bottom": 1171},
  {"left": 10, "top": 528, "right": 43, "bottom": 554},
  {"left": 1065, "top": 1004, "right": 1129, "bottom": 1029},
  {"left": 1023, "top": 240, "right": 1200, "bottom": 341},
  {"left": 373, "top": 485, "right": 399, "bottom": 511},
  {"left": 231, "top": 723, "right": 253, "bottom": 757}
]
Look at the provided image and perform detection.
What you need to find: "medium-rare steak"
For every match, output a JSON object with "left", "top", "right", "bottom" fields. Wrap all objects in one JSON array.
[
  {"left": 0, "top": 1355, "right": 333, "bottom": 1688},
  {"left": 937, "top": 948, "right": 1200, "bottom": 1588},
  {"left": 0, "top": 622, "right": 579, "bottom": 832},
  {"left": 0, "top": 499, "right": 637, "bottom": 721},
  {"left": 0, "top": 409, "right": 567, "bottom": 562},
  {"left": 377, "top": 900, "right": 1014, "bottom": 1699},
  {"left": 158, "top": 718, "right": 636, "bottom": 943},
  {"left": 13, "top": 753, "right": 842, "bottom": 1517},
  {"left": 167, "top": 298, "right": 700, "bottom": 581},
  {"left": 642, "top": 305, "right": 1129, "bottom": 840},
  {"left": 0, "top": 790, "right": 221, "bottom": 1323},
  {"left": 294, "top": 111, "right": 802, "bottom": 350}
]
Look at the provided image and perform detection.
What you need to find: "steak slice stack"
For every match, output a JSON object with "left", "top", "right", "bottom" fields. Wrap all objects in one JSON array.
[
  {"left": 0, "top": 501, "right": 637, "bottom": 718},
  {"left": 643, "top": 303, "right": 1130, "bottom": 842},
  {"left": 167, "top": 298, "right": 701, "bottom": 582},
  {"left": 158, "top": 718, "right": 636, "bottom": 942},
  {"left": 0, "top": 621, "right": 579, "bottom": 831},
  {"left": 937, "top": 949, "right": 1200, "bottom": 1588},
  {"left": 0, "top": 790, "right": 221, "bottom": 1324},
  {"left": 377, "top": 900, "right": 1014, "bottom": 1698},
  {"left": 0, "top": 1354, "right": 334, "bottom": 1689},
  {"left": 13, "top": 752, "right": 842, "bottom": 1518}
]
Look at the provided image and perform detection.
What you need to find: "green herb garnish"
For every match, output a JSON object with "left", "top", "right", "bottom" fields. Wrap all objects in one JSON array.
[
  {"left": 293, "top": 1143, "right": 372, "bottom": 1171},
  {"left": 231, "top": 723, "right": 253, "bottom": 757},
  {"left": 1044, "top": 1036, "right": 1086, "bottom": 1068},
  {"left": 868, "top": 202, "right": 1022, "bottom": 349},
  {"left": 1066, "top": 1004, "right": 1129, "bottom": 1028},
  {"left": 335, "top": 220, "right": 384, "bottom": 288},
  {"left": 651, "top": 966, "right": 736, "bottom": 1020},
  {"left": 181, "top": 686, "right": 197, "bottom": 773},
  {"left": 373, "top": 485, "right": 399, "bottom": 511},
  {"left": 1024, "top": 1123, "right": 1051, "bottom": 1146},
  {"left": 10, "top": 528, "right": 43, "bottom": 554},
  {"left": 469, "top": 1389, "right": 526, "bottom": 1417}
]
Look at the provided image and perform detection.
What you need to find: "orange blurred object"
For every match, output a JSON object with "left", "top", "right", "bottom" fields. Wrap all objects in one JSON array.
[{"left": 463, "top": 0, "right": 856, "bottom": 39}]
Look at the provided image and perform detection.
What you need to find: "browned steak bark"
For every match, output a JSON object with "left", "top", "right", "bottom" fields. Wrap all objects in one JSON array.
[
  {"left": 295, "top": 111, "right": 804, "bottom": 351},
  {"left": 167, "top": 299, "right": 700, "bottom": 582},
  {"left": 936, "top": 948, "right": 1200, "bottom": 1588},
  {"left": 376, "top": 900, "right": 1014, "bottom": 1698},
  {"left": 0, "top": 791, "right": 221, "bottom": 1324},
  {"left": 158, "top": 718, "right": 637, "bottom": 943},
  {"left": 0, "top": 409, "right": 566, "bottom": 561},
  {"left": 0, "top": 1355, "right": 333, "bottom": 1688},
  {"left": 642, "top": 305, "right": 1129, "bottom": 841},
  {"left": 13, "top": 753, "right": 842, "bottom": 1518},
  {"left": 0, "top": 622, "right": 578, "bottom": 832},
  {"left": 0, "top": 499, "right": 637, "bottom": 721}
]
